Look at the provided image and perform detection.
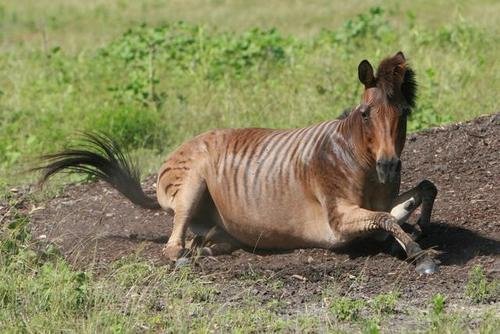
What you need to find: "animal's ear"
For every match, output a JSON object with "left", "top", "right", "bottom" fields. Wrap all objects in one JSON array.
[
  {"left": 358, "top": 60, "right": 375, "bottom": 88},
  {"left": 395, "top": 51, "right": 406, "bottom": 61}
]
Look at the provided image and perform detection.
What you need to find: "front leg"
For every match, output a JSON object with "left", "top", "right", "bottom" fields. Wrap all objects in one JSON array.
[
  {"left": 392, "top": 180, "right": 438, "bottom": 228},
  {"left": 335, "top": 206, "right": 438, "bottom": 274}
]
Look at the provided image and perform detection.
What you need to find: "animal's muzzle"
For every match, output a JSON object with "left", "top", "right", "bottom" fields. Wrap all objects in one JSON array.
[{"left": 376, "top": 157, "right": 401, "bottom": 184}]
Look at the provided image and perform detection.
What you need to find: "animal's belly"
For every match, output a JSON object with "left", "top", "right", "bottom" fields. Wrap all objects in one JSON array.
[{"left": 211, "top": 195, "right": 337, "bottom": 249}]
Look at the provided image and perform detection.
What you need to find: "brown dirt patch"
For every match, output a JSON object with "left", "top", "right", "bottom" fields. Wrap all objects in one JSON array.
[{"left": 4, "top": 114, "right": 500, "bottom": 323}]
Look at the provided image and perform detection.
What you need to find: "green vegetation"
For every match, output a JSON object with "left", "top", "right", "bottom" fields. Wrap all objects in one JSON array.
[
  {"left": 369, "top": 291, "right": 400, "bottom": 316},
  {"left": 1, "top": 0, "right": 499, "bottom": 186},
  {"left": 1, "top": 1, "right": 499, "bottom": 332},
  {"left": 423, "top": 292, "right": 500, "bottom": 334},
  {"left": 326, "top": 291, "right": 400, "bottom": 331},
  {"left": 431, "top": 293, "right": 447, "bottom": 318},
  {"left": 329, "top": 296, "right": 366, "bottom": 321},
  {"left": 465, "top": 265, "right": 500, "bottom": 304},
  {"left": 427, "top": 293, "right": 462, "bottom": 334},
  {"left": 1, "top": 208, "right": 499, "bottom": 332},
  {"left": 0, "top": 211, "right": 288, "bottom": 332}
]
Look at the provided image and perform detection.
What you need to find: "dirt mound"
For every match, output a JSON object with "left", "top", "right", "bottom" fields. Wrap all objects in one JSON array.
[{"left": 19, "top": 114, "right": 500, "bottom": 309}]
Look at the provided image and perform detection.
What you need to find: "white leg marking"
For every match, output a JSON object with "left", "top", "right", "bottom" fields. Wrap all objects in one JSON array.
[
  {"left": 390, "top": 197, "right": 416, "bottom": 224},
  {"left": 393, "top": 237, "right": 407, "bottom": 252}
]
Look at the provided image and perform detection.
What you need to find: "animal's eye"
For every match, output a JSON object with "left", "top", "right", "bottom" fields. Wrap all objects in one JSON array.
[{"left": 361, "top": 106, "right": 370, "bottom": 121}]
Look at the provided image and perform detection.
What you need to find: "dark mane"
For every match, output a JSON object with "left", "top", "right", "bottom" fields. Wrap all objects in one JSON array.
[
  {"left": 341, "top": 52, "right": 417, "bottom": 120},
  {"left": 375, "top": 53, "right": 417, "bottom": 108},
  {"left": 401, "top": 68, "right": 417, "bottom": 108}
]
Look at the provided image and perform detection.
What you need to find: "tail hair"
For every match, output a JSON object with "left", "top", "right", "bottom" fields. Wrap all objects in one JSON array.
[{"left": 34, "top": 132, "right": 161, "bottom": 210}]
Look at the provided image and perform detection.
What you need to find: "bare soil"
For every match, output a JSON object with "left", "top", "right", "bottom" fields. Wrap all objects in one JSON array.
[{"left": 4, "top": 114, "right": 500, "bottom": 327}]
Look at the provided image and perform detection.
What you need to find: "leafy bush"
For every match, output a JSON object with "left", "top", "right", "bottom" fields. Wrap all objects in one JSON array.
[
  {"left": 87, "top": 106, "right": 165, "bottom": 149},
  {"left": 101, "top": 22, "right": 296, "bottom": 103},
  {"left": 316, "top": 7, "right": 395, "bottom": 57},
  {"left": 210, "top": 27, "right": 293, "bottom": 78}
]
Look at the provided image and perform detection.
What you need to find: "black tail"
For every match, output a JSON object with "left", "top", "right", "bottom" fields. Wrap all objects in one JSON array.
[{"left": 34, "top": 132, "right": 161, "bottom": 210}]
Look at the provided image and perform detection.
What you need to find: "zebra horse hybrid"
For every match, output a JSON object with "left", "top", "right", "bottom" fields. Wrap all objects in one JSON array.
[{"left": 37, "top": 52, "right": 439, "bottom": 274}]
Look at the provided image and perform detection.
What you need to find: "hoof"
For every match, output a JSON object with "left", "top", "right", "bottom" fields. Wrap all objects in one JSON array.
[
  {"left": 197, "top": 243, "right": 236, "bottom": 257},
  {"left": 416, "top": 257, "right": 439, "bottom": 275},
  {"left": 416, "top": 217, "right": 430, "bottom": 227},
  {"left": 403, "top": 198, "right": 417, "bottom": 211},
  {"left": 197, "top": 247, "right": 213, "bottom": 257},
  {"left": 162, "top": 244, "right": 185, "bottom": 261},
  {"left": 408, "top": 224, "right": 422, "bottom": 241}
]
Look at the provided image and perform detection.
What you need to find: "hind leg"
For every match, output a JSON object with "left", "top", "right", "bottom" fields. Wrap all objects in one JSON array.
[
  {"left": 161, "top": 176, "right": 208, "bottom": 261},
  {"left": 185, "top": 192, "right": 240, "bottom": 257},
  {"left": 196, "top": 225, "right": 241, "bottom": 257},
  {"left": 198, "top": 243, "right": 238, "bottom": 256}
]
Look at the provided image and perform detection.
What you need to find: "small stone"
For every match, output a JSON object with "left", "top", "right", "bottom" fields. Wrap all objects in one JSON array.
[
  {"left": 489, "top": 113, "right": 500, "bottom": 125},
  {"left": 432, "top": 164, "right": 447, "bottom": 173},
  {"left": 175, "top": 257, "right": 190, "bottom": 268},
  {"left": 291, "top": 274, "right": 307, "bottom": 281}
]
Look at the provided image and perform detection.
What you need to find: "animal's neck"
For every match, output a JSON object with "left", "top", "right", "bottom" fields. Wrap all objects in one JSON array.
[
  {"left": 307, "top": 120, "right": 366, "bottom": 204},
  {"left": 335, "top": 116, "right": 374, "bottom": 172}
]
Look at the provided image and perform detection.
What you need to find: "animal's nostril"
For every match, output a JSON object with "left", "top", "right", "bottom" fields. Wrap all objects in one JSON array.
[{"left": 376, "top": 159, "right": 393, "bottom": 168}]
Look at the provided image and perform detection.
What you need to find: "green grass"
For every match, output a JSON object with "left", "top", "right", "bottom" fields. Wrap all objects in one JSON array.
[
  {"left": 465, "top": 265, "right": 500, "bottom": 304},
  {"left": 1, "top": 1, "right": 500, "bottom": 332},
  {"left": 1, "top": 209, "right": 499, "bottom": 332},
  {"left": 1, "top": 0, "right": 499, "bottom": 186},
  {"left": 329, "top": 296, "right": 366, "bottom": 321}
]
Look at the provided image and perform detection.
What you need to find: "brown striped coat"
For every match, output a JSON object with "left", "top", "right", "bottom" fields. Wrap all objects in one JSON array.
[{"left": 37, "top": 52, "right": 439, "bottom": 274}]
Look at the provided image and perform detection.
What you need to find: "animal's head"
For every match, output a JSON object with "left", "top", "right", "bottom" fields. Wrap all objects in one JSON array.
[{"left": 356, "top": 51, "right": 417, "bottom": 184}]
